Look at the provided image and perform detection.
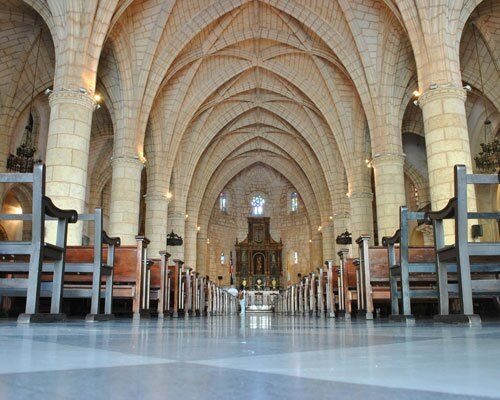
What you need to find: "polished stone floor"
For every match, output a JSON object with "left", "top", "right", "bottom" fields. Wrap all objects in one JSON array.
[{"left": 0, "top": 315, "right": 499, "bottom": 400}]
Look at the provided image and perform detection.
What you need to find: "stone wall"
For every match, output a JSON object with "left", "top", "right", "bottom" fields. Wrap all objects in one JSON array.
[{"left": 206, "top": 165, "right": 312, "bottom": 285}]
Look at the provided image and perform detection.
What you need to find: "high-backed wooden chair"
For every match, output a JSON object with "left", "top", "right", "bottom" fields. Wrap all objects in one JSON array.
[
  {"left": 0, "top": 164, "right": 77, "bottom": 323},
  {"left": 426, "top": 165, "right": 500, "bottom": 324},
  {"left": 63, "top": 209, "right": 120, "bottom": 321},
  {"left": 382, "top": 207, "right": 436, "bottom": 323}
]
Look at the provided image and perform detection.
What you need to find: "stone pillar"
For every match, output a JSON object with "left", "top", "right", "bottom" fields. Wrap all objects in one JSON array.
[
  {"left": 145, "top": 193, "right": 169, "bottom": 258},
  {"left": 184, "top": 219, "right": 198, "bottom": 269},
  {"left": 310, "top": 233, "right": 323, "bottom": 269},
  {"left": 419, "top": 87, "right": 476, "bottom": 240},
  {"left": 167, "top": 210, "right": 185, "bottom": 261},
  {"left": 108, "top": 156, "right": 144, "bottom": 245},
  {"left": 321, "top": 223, "right": 335, "bottom": 261},
  {"left": 196, "top": 232, "right": 208, "bottom": 275},
  {"left": 44, "top": 91, "right": 96, "bottom": 244},
  {"left": 372, "top": 153, "right": 406, "bottom": 240},
  {"left": 349, "top": 190, "right": 374, "bottom": 256}
]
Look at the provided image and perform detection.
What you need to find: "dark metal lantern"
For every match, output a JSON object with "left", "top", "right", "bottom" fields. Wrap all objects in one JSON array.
[
  {"left": 166, "top": 231, "right": 183, "bottom": 246},
  {"left": 336, "top": 230, "right": 352, "bottom": 245}
]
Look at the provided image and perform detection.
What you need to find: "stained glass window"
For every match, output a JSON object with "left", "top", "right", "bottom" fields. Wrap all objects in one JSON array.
[
  {"left": 251, "top": 195, "right": 265, "bottom": 215},
  {"left": 219, "top": 193, "right": 227, "bottom": 212},
  {"left": 291, "top": 192, "right": 298, "bottom": 212}
]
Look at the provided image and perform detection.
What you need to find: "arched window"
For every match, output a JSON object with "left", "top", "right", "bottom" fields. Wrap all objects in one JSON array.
[
  {"left": 293, "top": 251, "right": 298, "bottom": 264},
  {"left": 219, "top": 192, "right": 227, "bottom": 212},
  {"left": 251, "top": 195, "right": 265, "bottom": 216},
  {"left": 220, "top": 252, "right": 225, "bottom": 265},
  {"left": 291, "top": 192, "right": 298, "bottom": 212}
]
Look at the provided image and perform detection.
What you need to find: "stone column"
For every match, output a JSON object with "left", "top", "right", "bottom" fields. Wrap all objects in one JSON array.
[
  {"left": 321, "top": 223, "right": 335, "bottom": 261},
  {"left": 45, "top": 90, "right": 96, "bottom": 244},
  {"left": 310, "top": 233, "right": 323, "bottom": 269},
  {"left": 145, "top": 193, "right": 169, "bottom": 258},
  {"left": 419, "top": 87, "right": 476, "bottom": 240},
  {"left": 371, "top": 153, "right": 406, "bottom": 240},
  {"left": 108, "top": 156, "right": 144, "bottom": 245},
  {"left": 184, "top": 219, "right": 198, "bottom": 269},
  {"left": 167, "top": 210, "right": 185, "bottom": 261},
  {"left": 349, "top": 190, "right": 374, "bottom": 256},
  {"left": 196, "top": 232, "right": 208, "bottom": 275}
]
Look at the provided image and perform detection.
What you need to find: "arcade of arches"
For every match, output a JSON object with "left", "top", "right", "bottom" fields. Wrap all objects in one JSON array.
[{"left": 0, "top": 0, "right": 499, "bottom": 288}]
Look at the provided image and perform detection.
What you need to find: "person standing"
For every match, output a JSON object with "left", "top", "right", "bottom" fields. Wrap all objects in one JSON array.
[{"left": 238, "top": 289, "right": 246, "bottom": 316}]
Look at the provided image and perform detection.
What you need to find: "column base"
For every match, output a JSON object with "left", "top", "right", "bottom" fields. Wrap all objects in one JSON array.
[
  {"left": 18, "top": 313, "right": 66, "bottom": 324},
  {"left": 133, "top": 310, "right": 151, "bottom": 321},
  {"left": 433, "top": 314, "right": 481, "bottom": 326},
  {"left": 85, "top": 313, "right": 114, "bottom": 322},
  {"left": 336, "top": 310, "right": 351, "bottom": 320},
  {"left": 389, "top": 314, "right": 415, "bottom": 325}
]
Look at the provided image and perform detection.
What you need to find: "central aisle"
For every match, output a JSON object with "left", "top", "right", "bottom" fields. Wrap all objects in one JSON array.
[{"left": 0, "top": 316, "right": 498, "bottom": 400}]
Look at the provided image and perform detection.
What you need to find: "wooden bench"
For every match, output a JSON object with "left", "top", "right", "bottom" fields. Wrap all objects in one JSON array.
[
  {"left": 34, "top": 209, "right": 119, "bottom": 321},
  {"left": 355, "top": 236, "right": 436, "bottom": 318},
  {"left": 426, "top": 164, "right": 500, "bottom": 325},
  {"left": 0, "top": 163, "right": 78, "bottom": 323}
]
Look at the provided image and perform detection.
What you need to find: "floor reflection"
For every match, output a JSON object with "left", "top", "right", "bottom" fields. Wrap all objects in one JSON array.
[{"left": 248, "top": 314, "right": 273, "bottom": 329}]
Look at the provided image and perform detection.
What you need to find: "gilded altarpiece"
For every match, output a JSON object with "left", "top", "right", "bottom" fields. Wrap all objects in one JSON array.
[{"left": 235, "top": 217, "right": 283, "bottom": 289}]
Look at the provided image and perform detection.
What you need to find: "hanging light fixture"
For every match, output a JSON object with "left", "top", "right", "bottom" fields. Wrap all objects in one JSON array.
[
  {"left": 6, "top": 25, "right": 43, "bottom": 173},
  {"left": 471, "top": 20, "right": 499, "bottom": 173}
]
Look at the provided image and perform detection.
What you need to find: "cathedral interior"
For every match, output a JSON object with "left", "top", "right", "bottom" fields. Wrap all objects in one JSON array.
[{"left": 0, "top": 1, "right": 499, "bottom": 399}]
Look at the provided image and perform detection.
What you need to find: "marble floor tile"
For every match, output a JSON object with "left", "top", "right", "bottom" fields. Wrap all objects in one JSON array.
[{"left": 0, "top": 316, "right": 498, "bottom": 400}]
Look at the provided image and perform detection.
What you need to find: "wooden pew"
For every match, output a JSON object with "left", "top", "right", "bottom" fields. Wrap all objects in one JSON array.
[
  {"left": 54, "top": 209, "right": 120, "bottom": 322},
  {"left": 0, "top": 164, "right": 78, "bottom": 323},
  {"left": 426, "top": 164, "right": 500, "bottom": 325},
  {"left": 336, "top": 249, "right": 352, "bottom": 319},
  {"left": 356, "top": 236, "right": 446, "bottom": 316}
]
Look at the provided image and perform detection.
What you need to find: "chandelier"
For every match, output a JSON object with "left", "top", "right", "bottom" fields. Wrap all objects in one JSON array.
[
  {"left": 6, "top": 26, "right": 43, "bottom": 173},
  {"left": 474, "top": 120, "right": 499, "bottom": 173},
  {"left": 6, "top": 114, "right": 41, "bottom": 172},
  {"left": 471, "top": 19, "right": 499, "bottom": 173}
]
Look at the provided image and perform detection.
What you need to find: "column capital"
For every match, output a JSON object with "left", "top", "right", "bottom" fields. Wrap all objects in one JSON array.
[
  {"left": 144, "top": 193, "right": 169, "bottom": 203},
  {"left": 415, "top": 223, "right": 433, "bottom": 235},
  {"left": 111, "top": 155, "right": 144, "bottom": 169},
  {"left": 49, "top": 89, "right": 96, "bottom": 111},
  {"left": 333, "top": 211, "right": 350, "bottom": 220},
  {"left": 419, "top": 85, "right": 466, "bottom": 107},
  {"left": 371, "top": 152, "right": 405, "bottom": 166},
  {"left": 348, "top": 190, "right": 373, "bottom": 201}
]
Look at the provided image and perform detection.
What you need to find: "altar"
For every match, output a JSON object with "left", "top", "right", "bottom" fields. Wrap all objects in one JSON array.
[
  {"left": 235, "top": 217, "right": 283, "bottom": 290},
  {"left": 245, "top": 290, "right": 279, "bottom": 312}
]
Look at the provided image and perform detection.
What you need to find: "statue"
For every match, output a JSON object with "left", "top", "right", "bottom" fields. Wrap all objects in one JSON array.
[{"left": 256, "top": 255, "right": 263, "bottom": 274}]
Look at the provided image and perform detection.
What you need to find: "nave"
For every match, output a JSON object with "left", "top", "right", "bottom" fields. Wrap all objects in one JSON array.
[{"left": 0, "top": 316, "right": 499, "bottom": 400}]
